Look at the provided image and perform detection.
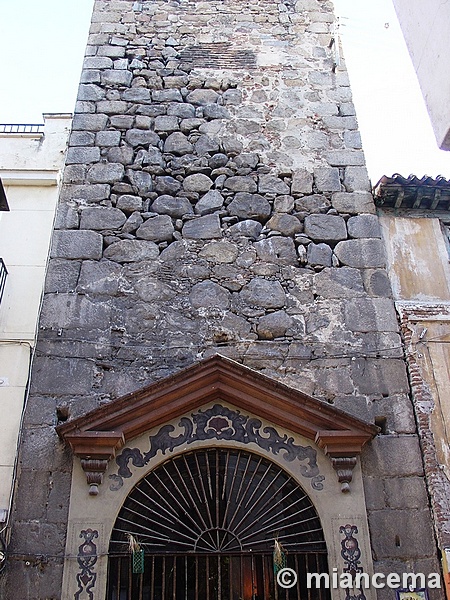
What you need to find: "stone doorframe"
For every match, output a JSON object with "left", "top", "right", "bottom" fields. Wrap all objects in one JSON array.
[{"left": 57, "top": 354, "right": 379, "bottom": 600}]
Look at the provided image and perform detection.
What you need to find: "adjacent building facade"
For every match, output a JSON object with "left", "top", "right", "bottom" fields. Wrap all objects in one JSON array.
[
  {"left": 375, "top": 174, "right": 450, "bottom": 599},
  {"left": 0, "top": 1, "right": 444, "bottom": 599},
  {"left": 0, "top": 114, "right": 71, "bottom": 545},
  {"left": 392, "top": 0, "right": 450, "bottom": 150}
]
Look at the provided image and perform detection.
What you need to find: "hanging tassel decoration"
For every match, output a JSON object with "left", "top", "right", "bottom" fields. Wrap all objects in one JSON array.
[
  {"left": 127, "top": 534, "right": 145, "bottom": 574},
  {"left": 273, "top": 539, "right": 287, "bottom": 575}
]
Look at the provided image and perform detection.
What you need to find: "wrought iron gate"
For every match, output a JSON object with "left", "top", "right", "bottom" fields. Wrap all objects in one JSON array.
[{"left": 107, "top": 448, "right": 330, "bottom": 600}]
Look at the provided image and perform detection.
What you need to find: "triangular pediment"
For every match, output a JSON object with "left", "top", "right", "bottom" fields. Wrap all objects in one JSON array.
[{"left": 57, "top": 355, "right": 378, "bottom": 493}]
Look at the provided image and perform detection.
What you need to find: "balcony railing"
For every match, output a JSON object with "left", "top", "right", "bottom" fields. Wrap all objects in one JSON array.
[
  {"left": 0, "top": 124, "right": 45, "bottom": 135},
  {"left": 0, "top": 258, "right": 7, "bottom": 304}
]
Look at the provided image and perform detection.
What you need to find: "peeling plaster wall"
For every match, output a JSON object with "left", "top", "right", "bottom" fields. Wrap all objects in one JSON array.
[{"left": 2, "top": 1, "right": 441, "bottom": 598}]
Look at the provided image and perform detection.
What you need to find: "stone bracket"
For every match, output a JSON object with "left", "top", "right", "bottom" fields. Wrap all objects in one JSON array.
[
  {"left": 64, "top": 431, "right": 125, "bottom": 496},
  {"left": 315, "top": 430, "right": 371, "bottom": 492},
  {"left": 329, "top": 456, "right": 358, "bottom": 493}
]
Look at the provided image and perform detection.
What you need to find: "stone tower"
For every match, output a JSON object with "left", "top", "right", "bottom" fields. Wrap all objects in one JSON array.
[{"left": 2, "top": 0, "right": 441, "bottom": 599}]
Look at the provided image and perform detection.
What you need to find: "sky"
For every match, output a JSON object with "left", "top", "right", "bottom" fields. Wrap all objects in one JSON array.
[{"left": 0, "top": 0, "right": 449, "bottom": 186}]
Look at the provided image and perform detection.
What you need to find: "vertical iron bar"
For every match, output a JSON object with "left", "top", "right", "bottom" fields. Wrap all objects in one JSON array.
[
  {"left": 151, "top": 556, "right": 155, "bottom": 600},
  {"left": 117, "top": 557, "right": 121, "bottom": 600},
  {"left": 128, "top": 556, "right": 132, "bottom": 599},
  {"left": 162, "top": 556, "right": 166, "bottom": 600},
  {"left": 172, "top": 556, "right": 177, "bottom": 600},
  {"left": 195, "top": 556, "right": 198, "bottom": 600}
]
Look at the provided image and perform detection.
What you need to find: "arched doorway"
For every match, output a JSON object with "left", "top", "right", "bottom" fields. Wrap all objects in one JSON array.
[{"left": 107, "top": 448, "right": 330, "bottom": 600}]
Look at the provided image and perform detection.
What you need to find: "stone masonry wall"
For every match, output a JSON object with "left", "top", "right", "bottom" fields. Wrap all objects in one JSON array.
[{"left": 3, "top": 0, "right": 441, "bottom": 598}]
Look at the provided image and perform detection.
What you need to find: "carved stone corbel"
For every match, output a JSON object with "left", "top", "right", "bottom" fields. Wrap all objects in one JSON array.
[
  {"left": 63, "top": 431, "right": 125, "bottom": 495},
  {"left": 315, "top": 430, "right": 372, "bottom": 492},
  {"left": 329, "top": 456, "right": 358, "bottom": 493}
]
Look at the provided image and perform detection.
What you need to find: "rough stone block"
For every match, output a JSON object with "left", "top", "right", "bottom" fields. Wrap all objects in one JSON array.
[
  {"left": 257, "top": 310, "right": 293, "bottom": 339},
  {"left": 372, "top": 394, "right": 416, "bottom": 434},
  {"left": 228, "top": 220, "right": 262, "bottom": 239},
  {"left": 347, "top": 214, "right": 381, "bottom": 238},
  {"left": 60, "top": 183, "right": 110, "bottom": 203},
  {"left": 125, "top": 128, "right": 160, "bottom": 147},
  {"left": 362, "top": 269, "right": 393, "bottom": 297},
  {"left": 307, "top": 242, "right": 332, "bottom": 266},
  {"left": 107, "top": 145, "right": 134, "bottom": 165},
  {"left": 225, "top": 176, "right": 258, "bottom": 193},
  {"left": 325, "top": 149, "right": 365, "bottom": 166},
  {"left": 186, "top": 88, "right": 219, "bottom": 105},
  {"left": 80, "top": 206, "right": 126, "bottom": 230},
  {"left": 101, "top": 69, "right": 133, "bottom": 86},
  {"left": 69, "top": 131, "right": 95, "bottom": 146},
  {"left": 190, "top": 281, "right": 230, "bottom": 309},
  {"left": 362, "top": 435, "right": 424, "bottom": 477},
  {"left": 253, "top": 238, "right": 298, "bottom": 266},
  {"left": 152, "top": 89, "right": 183, "bottom": 103},
  {"left": 77, "top": 260, "right": 121, "bottom": 295},
  {"left": 122, "top": 88, "right": 151, "bottom": 101},
  {"left": 66, "top": 146, "right": 100, "bottom": 164},
  {"left": 344, "top": 130, "right": 362, "bottom": 148},
  {"left": 154, "top": 115, "right": 180, "bottom": 132},
  {"left": 266, "top": 213, "right": 302, "bottom": 236},
  {"left": 30, "top": 357, "right": 94, "bottom": 395},
  {"left": 344, "top": 297, "right": 398, "bottom": 332},
  {"left": 110, "top": 115, "right": 135, "bottom": 129},
  {"left": 39, "top": 293, "right": 111, "bottom": 330},
  {"left": 96, "top": 130, "right": 121, "bottom": 146},
  {"left": 313, "top": 267, "right": 365, "bottom": 298},
  {"left": 103, "top": 239, "right": 159, "bottom": 262},
  {"left": 343, "top": 166, "right": 371, "bottom": 192},
  {"left": 304, "top": 214, "right": 347, "bottom": 242},
  {"left": 63, "top": 164, "right": 86, "bottom": 184},
  {"left": 97, "top": 44, "right": 126, "bottom": 58},
  {"left": 54, "top": 202, "right": 79, "bottom": 229},
  {"left": 151, "top": 195, "right": 193, "bottom": 218},
  {"left": 352, "top": 358, "right": 409, "bottom": 395},
  {"left": 273, "top": 195, "right": 295, "bottom": 213},
  {"left": 182, "top": 215, "right": 222, "bottom": 239},
  {"left": 117, "top": 194, "right": 143, "bottom": 213},
  {"left": 12, "top": 470, "right": 49, "bottom": 520},
  {"left": 240, "top": 278, "right": 286, "bottom": 308},
  {"left": 384, "top": 476, "right": 429, "bottom": 510},
  {"left": 313, "top": 166, "right": 341, "bottom": 192},
  {"left": 83, "top": 56, "right": 113, "bottom": 69},
  {"left": 50, "top": 230, "right": 103, "bottom": 260},
  {"left": 183, "top": 173, "right": 213, "bottom": 192},
  {"left": 72, "top": 113, "right": 108, "bottom": 132},
  {"left": 78, "top": 83, "right": 106, "bottom": 101},
  {"left": 199, "top": 241, "right": 239, "bottom": 264},
  {"left": 136, "top": 215, "right": 174, "bottom": 242},
  {"left": 46, "top": 471, "right": 71, "bottom": 524},
  {"left": 368, "top": 508, "right": 436, "bottom": 559},
  {"left": 195, "top": 190, "right": 224, "bottom": 215},
  {"left": 362, "top": 476, "right": 386, "bottom": 511},
  {"left": 258, "top": 175, "right": 290, "bottom": 195},
  {"left": 228, "top": 193, "right": 271, "bottom": 222},
  {"left": 45, "top": 259, "right": 81, "bottom": 293},
  {"left": 331, "top": 191, "right": 375, "bottom": 214},
  {"left": 295, "top": 194, "right": 331, "bottom": 213},
  {"left": 334, "top": 239, "right": 386, "bottom": 268},
  {"left": 87, "top": 162, "right": 125, "bottom": 184},
  {"left": 97, "top": 100, "right": 128, "bottom": 114}
]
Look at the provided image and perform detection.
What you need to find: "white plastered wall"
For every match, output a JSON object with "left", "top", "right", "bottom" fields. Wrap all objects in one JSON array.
[{"left": 0, "top": 114, "right": 71, "bottom": 517}]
